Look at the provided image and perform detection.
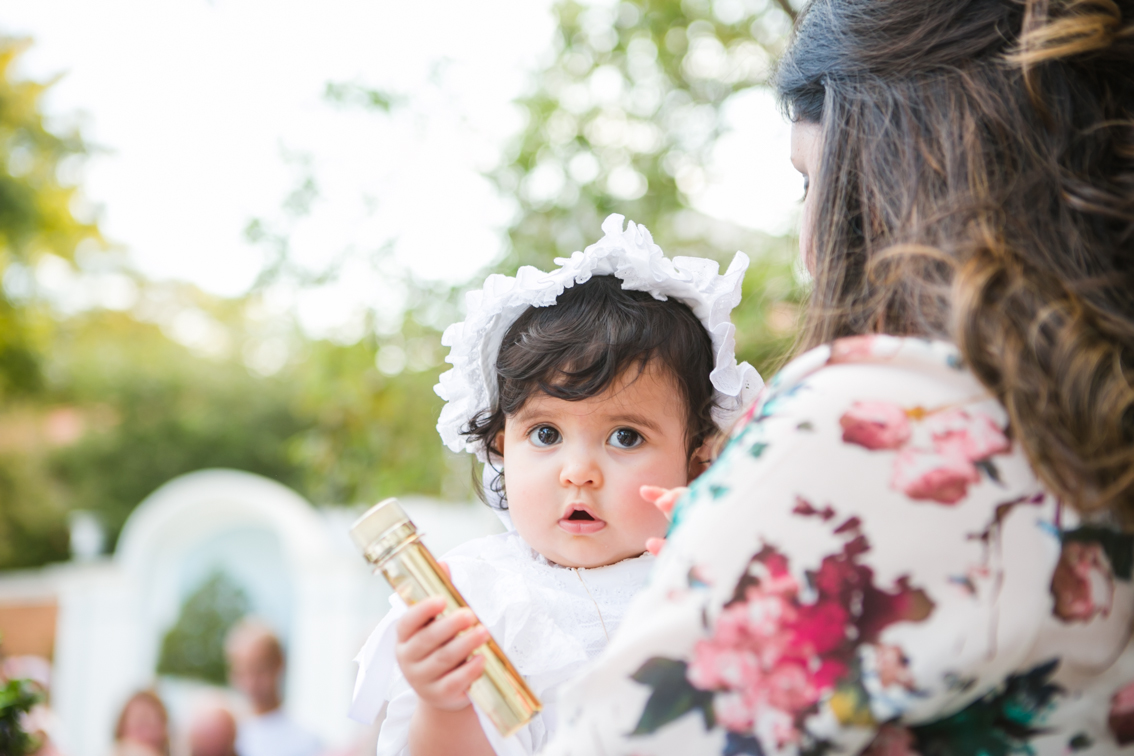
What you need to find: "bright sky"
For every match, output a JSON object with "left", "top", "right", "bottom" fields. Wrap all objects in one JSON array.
[{"left": 4, "top": 0, "right": 798, "bottom": 338}]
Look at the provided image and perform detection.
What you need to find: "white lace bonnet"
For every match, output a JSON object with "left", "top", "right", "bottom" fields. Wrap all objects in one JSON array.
[{"left": 434, "top": 213, "right": 763, "bottom": 461}]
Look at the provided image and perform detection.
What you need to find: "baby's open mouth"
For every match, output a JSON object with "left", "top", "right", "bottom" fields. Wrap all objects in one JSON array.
[{"left": 558, "top": 505, "right": 606, "bottom": 535}]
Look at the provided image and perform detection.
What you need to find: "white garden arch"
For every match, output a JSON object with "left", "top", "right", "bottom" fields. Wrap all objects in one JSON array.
[{"left": 51, "top": 469, "right": 383, "bottom": 756}]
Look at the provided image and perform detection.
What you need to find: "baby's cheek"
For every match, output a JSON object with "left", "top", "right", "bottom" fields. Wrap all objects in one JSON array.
[{"left": 624, "top": 493, "right": 672, "bottom": 539}]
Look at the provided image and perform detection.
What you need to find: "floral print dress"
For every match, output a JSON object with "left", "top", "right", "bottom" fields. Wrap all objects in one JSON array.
[{"left": 540, "top": 336, "right": 1134, "bottom": 756}]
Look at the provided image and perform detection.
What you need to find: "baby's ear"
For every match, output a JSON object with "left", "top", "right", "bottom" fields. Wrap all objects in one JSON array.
[
  {"left": 491, "top": 430, "right": 506, "bottom": 459},
  {"left": 686, "top": 436, "right": 715, "bottom": 481}
]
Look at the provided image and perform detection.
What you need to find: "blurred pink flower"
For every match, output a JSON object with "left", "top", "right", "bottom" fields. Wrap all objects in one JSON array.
[
  {"left": 872, "top": 644, "right": 915, "bottom": 689},
  {"left": 715, "top": 691, "right": 755, "bottom": 732},
  {"left": 792, "top": 600, "right": 849, "bottom": 655},
  {"left": 830, "top": 335, "right": 889, "bottom": 364},
  {"left": 891, "top": 448, "right": 980, "bottom": 504},
  {"left": 1051, "top": 541, "right": 1114, "bottom": 622},
  {"left": 863, "top": 725, "right": 921, "bottom": 756},
  {"left": 764, "top": 662, "right": 819, "bottom": 712},
  {"left": 1110, "top": 681, "right": 1134, "bottom": 745},
  {"left": 927, "top": 410, "right": 1010, "bottom": 462},
  {"left": 840, "top": 401, "right": 912, "bottom": 450},
  {"left": 685, "top": 536, "right": 927, "bottom": 741},
  {"left": 687, "top": 642, "right": 761, "bottom": 691}
]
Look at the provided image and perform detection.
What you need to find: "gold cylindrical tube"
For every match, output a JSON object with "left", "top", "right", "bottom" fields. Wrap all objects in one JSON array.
[{"left": 350, "top": 498, "right": 542, "bottom": 737}]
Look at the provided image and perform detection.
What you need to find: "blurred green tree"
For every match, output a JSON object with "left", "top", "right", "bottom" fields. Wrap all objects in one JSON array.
[
  {"left": 0, "top": 37, "right": 100, "bottom": 400},
  {"left": 156, "top": 571, "right": 250, "bottom": 685},
  {"left": 0, "top": 2, "right": 812, "bottom": 572},
  {"left": 46, "top": 308, "right": 311, "bottom": 553},
  {"left": 493, "top": 0, "right": 806, "bottom": 375},
  {"left": 287, "top": 334, "right": 451, "bottom": 507}
]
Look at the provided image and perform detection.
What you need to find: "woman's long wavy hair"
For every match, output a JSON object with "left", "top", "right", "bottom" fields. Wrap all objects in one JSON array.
[{"left": 775, "top": 0, "right": 1134, "bottom": 523}]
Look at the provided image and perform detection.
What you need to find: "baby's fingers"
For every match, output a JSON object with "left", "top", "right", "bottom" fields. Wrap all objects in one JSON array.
[
  {"left": 646, "top": 536, "right": 666, "bottom": 556},
  {"left": 429, "top": 653, "right": 487, "bottom": 706},
  {"left": 398, "top": 607, "right": 479, "bottom": 664},
  {"left": 395, "top": 597, "right": 447, "bottom": 643}
]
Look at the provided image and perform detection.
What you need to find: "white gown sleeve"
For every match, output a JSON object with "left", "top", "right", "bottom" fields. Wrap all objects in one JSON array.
[{"left": 349, "top": 594, "right": 408, "bottom": 725}]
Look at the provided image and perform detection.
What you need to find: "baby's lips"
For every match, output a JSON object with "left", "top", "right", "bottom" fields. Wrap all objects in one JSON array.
[{"left": 557, "top": 517, "right": 607, "bottom": 535}]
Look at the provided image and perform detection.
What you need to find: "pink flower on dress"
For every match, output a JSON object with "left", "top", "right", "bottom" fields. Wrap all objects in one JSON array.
[
  {"left": 687, "top": 642, "right": 762, "bottom": 691},
  {"left": 890, "top": 448, "right": 981, "bottom": 504},
  {"left": 1110, "top": 681, "right": 1134, "bottom": 745},
  {"left": 715, "top": 690, "right": 755, "bottom": 732},
  {"left": 792, "top": 600, "right": 850, "bottom": 655},
  {"left": 764, "top": 662, "right": 819, "bottom": 712},
  {"left": 680, "top": 529, "right": 930, "bottom": 742},
  {"left": 829, "top": 335, "right": 880, "bottom": 364},
  {"left": 927, "top": 409, "right": 1011, "bottom": 461},
  {"left": 840, "top": 401, "right": 912, "bottom": 450},
  {"left": 828, "top": 335, "right": 901, "bottom": 365},
  {"left": 1051, "top": 541, "right": 1115, "bottom": 622},
  {"left": 862, "top": 724, "right": 922, "bottom": 756},
  {"left": 872, "top": 644, "right": 915, "bottom": 689},
  {"left": 837, "top": 398, "right": 1011, "bottom": 506}
]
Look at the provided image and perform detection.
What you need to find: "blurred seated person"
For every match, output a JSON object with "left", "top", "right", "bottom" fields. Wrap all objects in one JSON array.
[
  {"left": 187, "top": 704, "right": 237, "bottom": 756},
  {"left": 224, "top": 619, "right": 321, "bottom": 756},
  {"left": 111, "top": 690, "right": 169, "bottom": 756}
]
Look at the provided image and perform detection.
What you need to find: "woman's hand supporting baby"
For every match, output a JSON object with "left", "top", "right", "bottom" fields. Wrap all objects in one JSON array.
[{"left": 396, "top": 569, "right": 495, "bottom": 756}]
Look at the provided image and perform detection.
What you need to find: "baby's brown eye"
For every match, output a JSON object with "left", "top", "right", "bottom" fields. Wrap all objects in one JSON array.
[
  {"left": 609, "top": 428, "right": 643, "bottom": 449},
  {"left": 532, "top": 426, "right": 561, "bottom": 447}
]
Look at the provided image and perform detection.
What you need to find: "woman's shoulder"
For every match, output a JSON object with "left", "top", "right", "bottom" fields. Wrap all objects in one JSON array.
[
  {"left": 756, "top": 335, "right": 982, "bottom": 416},
  {"left": 547, "top": 335, "right": 1134, "bottom": 755},
  {"left": 692, "top": 336, "right": 1028, "bottom": 522}
]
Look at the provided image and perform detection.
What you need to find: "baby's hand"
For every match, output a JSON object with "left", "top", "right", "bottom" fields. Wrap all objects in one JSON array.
[
  {"left": 640, "top": 485, "right": 688, "bottom": 556},
  {"left": 394, "top": 595, "right": 491, "bottom": 712}
]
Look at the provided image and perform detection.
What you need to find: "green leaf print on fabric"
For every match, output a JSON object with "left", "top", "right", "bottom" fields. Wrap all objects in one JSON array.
[
  {"left": 1068, "top": 732, "right": 1093, "bottom": 751},
  {"left": 630, "top": 658, "right": 715, "bottom": 735},
  {"left": 910, "top": 659, "right": 1063, "bottom": 756},
  {"left": 748, "top": 442, "right": 769, "bottom": 459}
]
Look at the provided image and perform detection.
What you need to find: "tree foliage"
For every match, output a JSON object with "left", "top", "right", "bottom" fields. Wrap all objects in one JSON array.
[
  {"left": 0, "top": 38, "right": 100, "bottom": 400},
  {"left": 156, "top": 571, "right": 250, "bottom": 685},
  {"left": 494, "top": 0, "right": 805, "bottom": 375},
  {"left": 45, "top": 309, "right": 311, "bottom": 552},
  {"left": 0, "top": 2, "right": 809, "bottom": 571}
]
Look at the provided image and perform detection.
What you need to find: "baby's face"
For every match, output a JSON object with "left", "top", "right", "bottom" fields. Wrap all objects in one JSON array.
[{"left": 497, "top": 362, "right": 690, "bottom": 569}]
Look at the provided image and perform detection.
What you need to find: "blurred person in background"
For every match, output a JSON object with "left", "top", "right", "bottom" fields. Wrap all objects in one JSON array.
[
  {"left": 187, "top": 704, "right": 238, "bottom": 756},
  {"left": 224, "top": 620, "right": 320, "bottom": 756},
  {"left": 110, "top": 690, "right": 169, "bottom": 756}
]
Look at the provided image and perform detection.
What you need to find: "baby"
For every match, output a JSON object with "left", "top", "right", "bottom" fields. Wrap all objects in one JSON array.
[{"left": 349, "top": 215, "right": 761, "bottom": 755}]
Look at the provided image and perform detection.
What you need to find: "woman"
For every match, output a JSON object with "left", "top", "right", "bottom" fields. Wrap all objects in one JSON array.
[
  {"left": 541, "top": 0, "right": 1134, "bottom": 753},
  {"left": 112, "top": 691, "right": 170, "bottom": 756}
]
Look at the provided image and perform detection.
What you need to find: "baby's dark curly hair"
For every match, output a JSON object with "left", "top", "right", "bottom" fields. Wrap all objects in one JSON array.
[{"left": 463, "top": 275, "right": 719, "bottom": 509}]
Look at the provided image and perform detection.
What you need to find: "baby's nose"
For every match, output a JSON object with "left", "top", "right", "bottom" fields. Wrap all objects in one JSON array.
[{"left": 559, "top": 450, "right": 603, "bottom": 488}]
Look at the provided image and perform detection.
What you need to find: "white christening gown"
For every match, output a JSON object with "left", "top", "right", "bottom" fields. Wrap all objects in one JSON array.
[{"left": 349, "top": 529, "right": 653, "bottom": 756}]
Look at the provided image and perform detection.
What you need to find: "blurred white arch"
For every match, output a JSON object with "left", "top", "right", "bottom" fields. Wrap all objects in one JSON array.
[
  {"left": 52, "top": 469, "right": 381, "bottom": 756},
  {"left": 117, "top": 468, "right": 336, "bottom": 577},
  {"left": 42, "top": 468, "right": 502, "bottom": 756}
]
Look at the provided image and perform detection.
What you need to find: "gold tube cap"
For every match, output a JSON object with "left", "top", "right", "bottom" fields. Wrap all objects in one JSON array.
[{"left": 349, "top": 497, "right": 411, "bottom": 553}]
